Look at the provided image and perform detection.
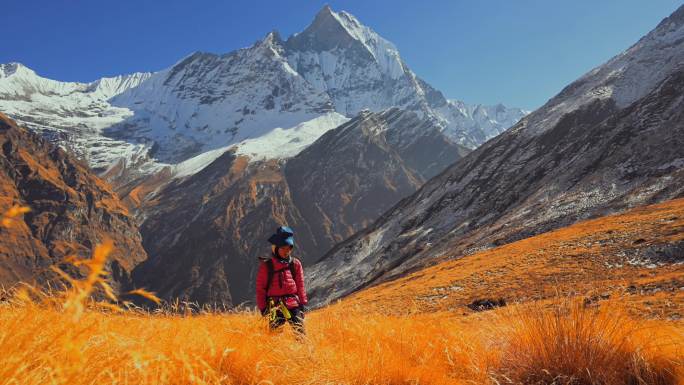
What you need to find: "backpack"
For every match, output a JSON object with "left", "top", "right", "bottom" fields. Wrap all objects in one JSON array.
[{"left": 264, "top": 257, "right": 299, "bottom": 294}]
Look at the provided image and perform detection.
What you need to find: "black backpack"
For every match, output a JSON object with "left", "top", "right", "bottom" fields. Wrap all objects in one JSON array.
[{"left": 264, "top": 257, "right": 299, "bottom": 293}]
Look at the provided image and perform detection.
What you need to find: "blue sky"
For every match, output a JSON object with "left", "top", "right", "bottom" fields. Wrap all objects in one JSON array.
[{"left": 2, "top": 1, "right": 681, "bottom": 110}]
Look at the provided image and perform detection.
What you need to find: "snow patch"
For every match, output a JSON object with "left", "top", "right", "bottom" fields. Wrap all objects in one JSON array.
[
  {"left": 234, "top": 112, "right": 349, "bottom": 162},
  {"left": 173, "top": 145, "right": 233, "bottom": 178}
]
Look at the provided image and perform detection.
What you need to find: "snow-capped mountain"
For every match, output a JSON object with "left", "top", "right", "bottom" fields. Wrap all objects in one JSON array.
[
  {"left": 441, "top": 100, "right": 531, "bottom": 145},
  {"left": 306, "top": 4, "right": 684, "bottom": 306},
  {"left": 0, "top": 6, "right": 525, "bottom": 181},
  {"left": 0, "top": 63, "right": 155, "bottom": 173},
  {"left": 282, "top": 6, "right": 527, "bottom": 148},
  {"left": 107, "top": 35, "right": 336, "bottom": 164},
  {"left": 284, "top": 7, "right": 426, "bottom": 115}
]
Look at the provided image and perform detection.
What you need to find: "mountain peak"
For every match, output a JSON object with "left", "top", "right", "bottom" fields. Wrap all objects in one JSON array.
[
  {"left": 260, "top": 30, "right": 283, "bottom": 47},
  {"left": 286, "top": 6, "right": 373, "bottom": 53},
  {"left": 0, "top": 62, "right": 35, "bottom": 78},
  {"left": 285, "top": 6, "right": 406, "bottom": 84},
  {"left": 250, "top": 30, "right": 287, "bottom": 60},
  {"left": 316, "top": 4, "right": 334, "bottom": 18}
]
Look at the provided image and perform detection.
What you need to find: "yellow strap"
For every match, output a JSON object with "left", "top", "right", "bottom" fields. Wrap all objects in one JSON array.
[
  {"left": 268, "top": 298, "right": 277, "bottom": 321},
  {"left": 279, "top": 300, "right": 292, "bottom": 320},
  {"left": 267, "top": 298, "right": 292, "bottom": 321}
]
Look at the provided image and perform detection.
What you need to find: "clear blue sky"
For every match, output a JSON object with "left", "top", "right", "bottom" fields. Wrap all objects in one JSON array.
[{"left": 2, "top": 1, "right": 681, "bottom": 110}]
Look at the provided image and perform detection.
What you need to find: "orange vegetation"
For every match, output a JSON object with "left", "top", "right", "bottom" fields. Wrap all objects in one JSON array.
[
  {"left": 489, "top": 300, "right": 682, "bottom": 385},
  {"left": 0, "top": 296, "right": 681, "bottom": 384},
  {"left": 335, "top": 197, "right": 684, "bottom": 318},
  {"left": 0, "top": 204, "right": 30, "bottom": 228},
  {"left": 0, "top": 200, "right": 683, "bottom": 384}
]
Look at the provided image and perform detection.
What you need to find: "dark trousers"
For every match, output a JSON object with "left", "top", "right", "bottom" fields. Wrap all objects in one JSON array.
[{"left": 269, "top": 306, "right": 305, "bottom": 335}]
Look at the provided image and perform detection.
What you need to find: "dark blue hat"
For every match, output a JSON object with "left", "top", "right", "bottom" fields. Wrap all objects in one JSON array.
[{"left": 268, "top": 226, "right": 294, "bottom": 247}]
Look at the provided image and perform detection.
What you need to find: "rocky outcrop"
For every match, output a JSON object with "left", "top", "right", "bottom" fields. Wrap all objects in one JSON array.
[{"left": 0, "top": 113, "right": 147, "bottom": 293}]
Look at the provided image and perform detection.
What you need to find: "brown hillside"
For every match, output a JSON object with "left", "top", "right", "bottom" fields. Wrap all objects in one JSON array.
[{"left": 0, "top": 112, "right": 147, "bottom": 293}]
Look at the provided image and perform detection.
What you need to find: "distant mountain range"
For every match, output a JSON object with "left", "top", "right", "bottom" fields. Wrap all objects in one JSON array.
[{"left": 0, "top": 5, "right": 526, "bottom": 181}]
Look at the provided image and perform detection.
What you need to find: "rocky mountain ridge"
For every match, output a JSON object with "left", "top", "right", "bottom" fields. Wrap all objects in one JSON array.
[
  {"left": 306, "top": 4, "right": 684, "bottom": 306},
  {"left": 0, "top": 113, "right": 148, "bottom": 294}
]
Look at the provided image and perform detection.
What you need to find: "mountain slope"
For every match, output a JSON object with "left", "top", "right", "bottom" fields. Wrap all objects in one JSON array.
[
  {"left": 131, "top": 108, "right": 470, "bottom": 305},
  {"left": 284, "top": 108, "right": 469, "bottom": 256},
  {"left": 331, "top": 197, "right": 684, "bottom": 318},
  {"left": 0, "top": 63, "right": 155, "bottom": 175},
  {"left": 0, "top": 113, "right": 147, "bottom": 293},
  {"left": 131, "top": 153, "right": 302, "bottom": 306},
  {"left": 307, "top": 5, "right": 684, "bottom": 306}
]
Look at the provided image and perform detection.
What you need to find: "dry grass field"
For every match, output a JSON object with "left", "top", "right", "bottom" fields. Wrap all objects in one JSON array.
[{"left": 0, "top": 199, "right": 682, "bottom": 385}]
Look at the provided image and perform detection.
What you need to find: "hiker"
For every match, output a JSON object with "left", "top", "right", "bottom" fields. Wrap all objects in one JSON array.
[{"left": 256, "top": 226, "right": 308, "bottom": 336}]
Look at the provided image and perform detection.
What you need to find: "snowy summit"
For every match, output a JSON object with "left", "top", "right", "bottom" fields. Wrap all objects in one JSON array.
[{"left": 0, "top": 6, "right": 526, "bottom": 180}]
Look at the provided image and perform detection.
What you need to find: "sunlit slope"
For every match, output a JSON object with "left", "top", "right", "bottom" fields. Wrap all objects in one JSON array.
[{"left": 332, "top": 197, "right": 684, "bottom": 317}]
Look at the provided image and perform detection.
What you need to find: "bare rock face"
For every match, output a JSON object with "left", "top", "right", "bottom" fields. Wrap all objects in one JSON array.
[
  {"left": 285, "top": 108, "right": 469, "bottom": 257},
  {"left": 0, "top": 113, "right": 147, "bottom": 293},
  {"left": 131, "top": 152, "right": 305, "bottom": 306},
  {"left": 131, "top": 108, "right": 470, "bottom": 306},
  {"left": 306, "top": 6, "right": 684, "bottom": 306}
]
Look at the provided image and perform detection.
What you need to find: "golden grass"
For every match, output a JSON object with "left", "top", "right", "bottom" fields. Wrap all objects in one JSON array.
[
  {"left": 0, "top": 204, "right": 30, "bottom": 228},
  {"left": 337, "top": 197, "right": 684, "bottom": 318},
  {"left": 1, "top": 204, "right": 683, "bottom": 384},
  {"left": 0, "top": 302, "right": 466, "bottom": 384},
  {"left": 487, "top": 300, "right": 683, "bottom": 385},
  {"left": 0, "top": 297, "right": 681, "bottom": 385}
]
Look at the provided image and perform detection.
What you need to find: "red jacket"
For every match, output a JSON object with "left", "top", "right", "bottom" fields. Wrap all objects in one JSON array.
[{"left": 256, "top": 256, "right": 308, "bottom": 311}]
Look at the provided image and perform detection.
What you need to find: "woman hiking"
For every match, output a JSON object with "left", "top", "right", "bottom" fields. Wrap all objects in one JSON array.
[{"left": 256, "top": 226, "right": 308, "bottom": 336}]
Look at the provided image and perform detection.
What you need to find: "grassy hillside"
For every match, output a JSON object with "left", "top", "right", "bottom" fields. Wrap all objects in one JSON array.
[
  {"left": 0, "top": 198, "right": 682, "bottom": 384},
  {"left": 334, "top": 198, "right": 684, "bottom": 318}
]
